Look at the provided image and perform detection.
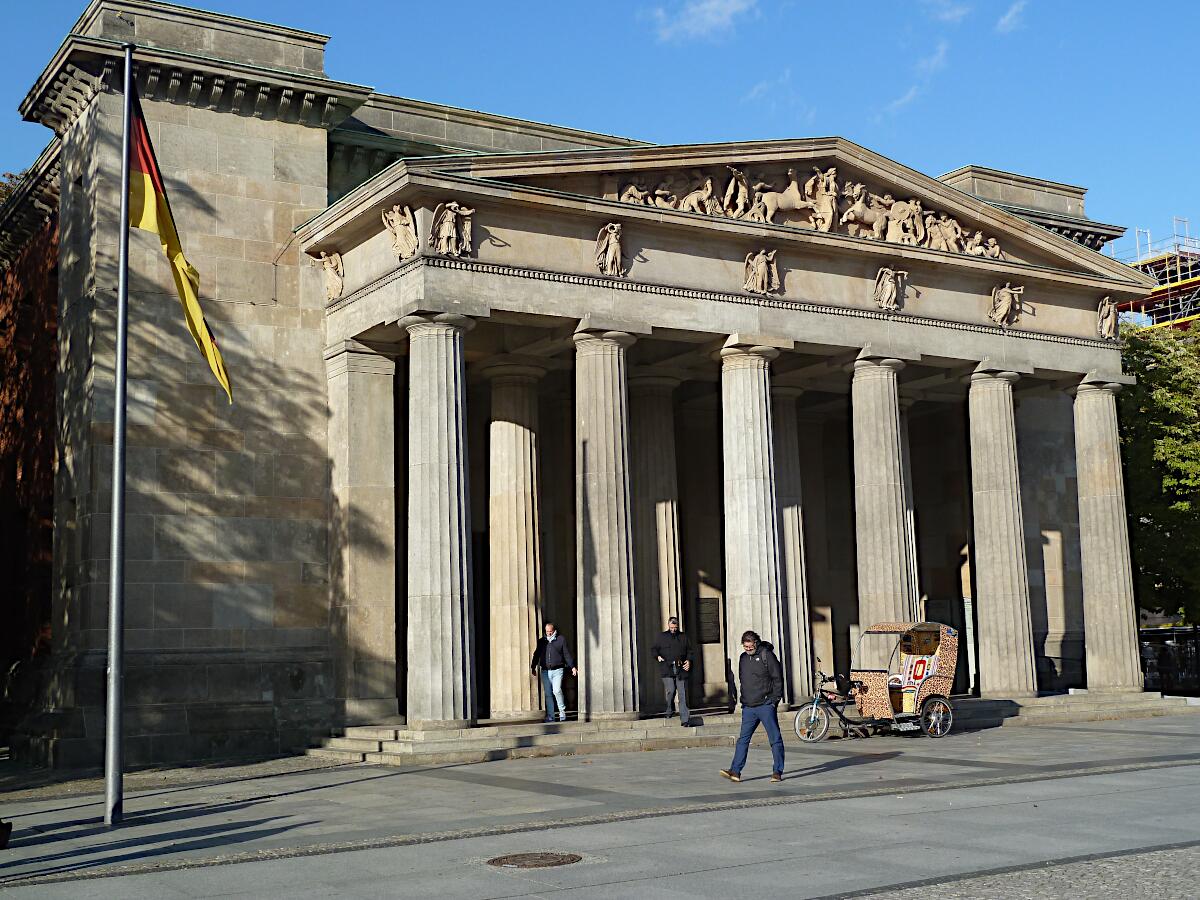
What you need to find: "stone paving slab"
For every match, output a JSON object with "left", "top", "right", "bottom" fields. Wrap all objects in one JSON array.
[
  {"left": 1, "top": 714, "right": 1199, "bottom": 887},
  {"left": 2, "top": 765, "right": 1198, "bottom": 898}
]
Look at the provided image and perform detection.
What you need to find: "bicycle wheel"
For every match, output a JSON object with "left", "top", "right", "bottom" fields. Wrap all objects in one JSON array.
[
  {"left": 794, "top": 702, "right": 831, "bottom": 742},
  {"left": 920, "top": 697, "right": 953, "bottom": 738}
]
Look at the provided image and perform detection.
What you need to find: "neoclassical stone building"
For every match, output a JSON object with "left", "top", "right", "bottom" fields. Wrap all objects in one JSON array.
[{"left": 3, "top": 0, "right": 1152, "bottom": 763}]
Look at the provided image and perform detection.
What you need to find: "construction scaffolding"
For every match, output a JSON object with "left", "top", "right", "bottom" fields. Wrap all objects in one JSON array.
[{"left": 1114, "top": 217, "right": 1200, "bottom": 328}]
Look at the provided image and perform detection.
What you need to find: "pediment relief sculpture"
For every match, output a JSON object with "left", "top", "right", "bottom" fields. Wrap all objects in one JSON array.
[
  {"left": 316, "top": 250, "right": 344, "bottom": 301},
  {"left": 383, "top": 204, "right": 419, "bottom": 260},
  {"left": 873, "top": 265, "right": 908, "bottom": 312},
  {"left": 429, "top": 200, "right": 475, "bottom": 258},
  {"left": 743, "top": 248, "right": 781, "bottom": 295},
  {"left": 1097, "top": 295, "right": 1118, "bottom": 340},
  {"left": 988, "top": 282, "right": 1026, "bottom": 328},
  {"left": 618, "top": 162, "right": 1004, "bottom": 261},
  {"left": 595, "top": 223, "right": 626, "bottom": 277}
]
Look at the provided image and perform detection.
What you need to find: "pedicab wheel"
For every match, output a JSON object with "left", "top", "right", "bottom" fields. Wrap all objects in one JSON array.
[
  {"left": 920, "top": 697, "right": 953, "bottom": 738},
  {"left": 794, "top": 703, "right": 831, "bottom": 743}
]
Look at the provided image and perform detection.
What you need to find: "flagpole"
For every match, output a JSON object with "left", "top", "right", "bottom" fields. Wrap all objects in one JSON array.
[{"left": 104, "top": 42, "right": 135, "bottom": 828}]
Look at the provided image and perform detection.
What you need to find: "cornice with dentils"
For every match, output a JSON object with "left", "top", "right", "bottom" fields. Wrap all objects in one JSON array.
[
  {"left": 20, "top": 35, "right": 373, "bottom": 137},
  {"left": 0, "top": 140, "right": 63, "bottom": 271}
]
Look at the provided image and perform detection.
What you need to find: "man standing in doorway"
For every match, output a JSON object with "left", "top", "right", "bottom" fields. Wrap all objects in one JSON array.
[
  {"left": 531, "top": 622, "right": 577, "bottom": 723},
  {"left": 652, "top": 616, "right": 694, "bottom": 726},
  {"left": 720, "top": 630, "right": 785, "bottom": 783}
]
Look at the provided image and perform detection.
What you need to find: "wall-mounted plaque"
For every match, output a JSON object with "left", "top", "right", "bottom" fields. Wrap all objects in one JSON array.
[{"left": 697, "top": 597, "right": 722, "bottom": 644}]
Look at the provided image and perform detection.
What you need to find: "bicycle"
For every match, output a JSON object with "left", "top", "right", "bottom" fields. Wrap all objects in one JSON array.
[{"left": 794, "top": 670, "right": 864, "bottom": 742}]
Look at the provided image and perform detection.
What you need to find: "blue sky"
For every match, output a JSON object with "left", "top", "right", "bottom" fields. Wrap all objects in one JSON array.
[{"left": 3, "top": 0, "right": 1196, "bottom": 258}]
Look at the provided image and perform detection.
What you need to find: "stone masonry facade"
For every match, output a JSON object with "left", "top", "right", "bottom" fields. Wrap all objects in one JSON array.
[{"left": 1, "top": 0, "right": 1151, "bottom": 765}]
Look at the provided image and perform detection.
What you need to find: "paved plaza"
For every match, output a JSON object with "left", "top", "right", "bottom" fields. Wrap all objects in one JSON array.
[{"left": 2, "top": 714, "right": 1199, "bottom": 896}]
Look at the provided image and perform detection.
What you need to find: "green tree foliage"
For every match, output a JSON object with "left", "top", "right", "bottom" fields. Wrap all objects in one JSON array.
[
  {"left": 1119, "top": 323, "right": 1200, "bottom": 622},
  {"left": 0, "top": 171, "right": 25, "bottom": 204}
]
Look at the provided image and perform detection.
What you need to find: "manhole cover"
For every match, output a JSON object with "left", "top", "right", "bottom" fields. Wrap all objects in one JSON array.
[{"left": 487, "top": 852, "right": 582, "bottom": 869}]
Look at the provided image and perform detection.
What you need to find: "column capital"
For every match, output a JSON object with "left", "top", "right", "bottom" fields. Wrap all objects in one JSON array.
[
  {"left": 573, "top": 328, "right": 636, "bottom": 351},
  {"left": 479, "top": 361, "right": 548, "bottom": 384},
  {"left": 967, "top": 369, "right": 1020, "bottom": 387},
  {"left": 400, "top": 312, "right": 475, "bottom": 335},
  {"left": 719, "top": 344, "right": 779, "bottom": 367},
  {"left": 850, "top": 356, "right": 905, "bottom": 375},
  {"left": 1074, "top": 379, "right": 1123, "bottom": 397}
]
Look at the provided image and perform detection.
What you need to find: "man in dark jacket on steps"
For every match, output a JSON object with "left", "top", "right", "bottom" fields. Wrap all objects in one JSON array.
[
  {"left": 651, "top": 617, "right": 694, "bottom": 726},
  {"left": 530, "top": 622, "right": 577, "bottom": 722},
  {"left": 720, "top": 630, "right": 785, "bottom": 783}
]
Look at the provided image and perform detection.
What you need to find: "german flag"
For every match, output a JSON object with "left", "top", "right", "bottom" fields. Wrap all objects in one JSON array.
[{"left": 128, "top": 86, "right": 232, "bottom": 402}]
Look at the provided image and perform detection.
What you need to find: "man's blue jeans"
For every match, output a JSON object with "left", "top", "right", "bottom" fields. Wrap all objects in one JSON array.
[
  {"left": 541, "top": 668, "right": 567, "bottom": 722},
  {"left": 730, "top": 702, "right": 785, "bottom": 775}
]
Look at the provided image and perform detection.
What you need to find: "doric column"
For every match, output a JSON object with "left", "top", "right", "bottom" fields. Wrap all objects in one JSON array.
[
  {"left": 1074, "top": 381, "right": 1143, "bottom": 691},
  {"left": 720, "top": 342, "right": 784, "bottom": 672},
  {"left": 967, "top": 369, "right": 1038, "bottom": 698},
  {"left": 325, "top": 341, "right": 399, "bottom": 723},
  {"left": 574, "top": 327, "right": 639, "bottom": 718},
  {"left": 403, "top": 313, "right": 475, "bottom": 727},
  {"left": 772, "top": 386, "right": 813, "bottom": 702},
  {"left": 851, "top": 357, "right": 915, "bottom": 665},
  {"left": 483, "top": 362, "right": 546, "bottom": 718},
  {"left": 899, "top": 397, "right": 923, "bottom": 622},
  {"left": 630, "top": 374, "right": 684, "bottom": 711}
]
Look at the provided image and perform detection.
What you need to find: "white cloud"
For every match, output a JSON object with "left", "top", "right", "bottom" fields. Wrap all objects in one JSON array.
[
  {"left": 886, "top": 85, "right": 920, "bottom": 114},
  {"left": 996, "top": 0, "right": 1028, "bottom": 33},
  {"left": 650, "top": 0, "right": 758, "bottom": 42},
  {"left": 916, "top": 39, "right": 949, "bottom": 76},
  {"left": 883, "top": 40, "right": 949, "bottom": 116},
  {"left": 742, "top": 68, "right": 817, "bottom": 128},
  {"left": 920, "top": 0, "right": 971, "bottom": 23}
]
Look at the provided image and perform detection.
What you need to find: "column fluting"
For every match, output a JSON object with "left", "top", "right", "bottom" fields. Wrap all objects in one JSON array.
[
  {"left": 574, "top": 328, "right": 639, "bottom": 718},
  {"left": 404, "top": 314, "right": 476, "bottom": 727},
  {"left": 851, "top": 357, "right": 916, "bottom": 666},
  {"left": 629, "top": 375, "right": 684, "bottom": 713},
  {"left": 484, "top": 363, "right": 546, "bottom": 718},
  {"left": 1074, "top": 381, "right": 1143, "bottom": 691},
  {"left": 967, "top": 370, "right": 1038, "bottom": 698},
  {"left": 772, "top": 386, "right": 813, "bottom": 702},
  {"left": 720, "top": 344, "right": 784, "bottom": 676}
]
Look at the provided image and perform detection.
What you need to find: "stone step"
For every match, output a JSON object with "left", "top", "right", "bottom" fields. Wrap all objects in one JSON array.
[
  {"left": 306, "top": 748, "right": 368, "bottom": 763},
  {"left": 1000, "top": 701, "right": 1196, "bottom": 726},
  {"left": 310, "top": 695, "right": 1199, "bottom": 766},
  {"left": 323, "top": 736, "right": 383, "bottom": 753},
  {"left": 1018, "top": 691, "right": 1165, "bottom": 707},
  {"left": 361, "top": 730, "right": 766, "bottom": 768},
  {"left": 341, "top": 726, "right": 402, "bottom": 741},
  {"left": 378, "top": 724, "right": 732, "bottom": 754}
]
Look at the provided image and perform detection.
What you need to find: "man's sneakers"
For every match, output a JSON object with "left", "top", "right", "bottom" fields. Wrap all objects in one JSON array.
[{"left": 720, "top": 770, "right": 781, "bottom": 784}]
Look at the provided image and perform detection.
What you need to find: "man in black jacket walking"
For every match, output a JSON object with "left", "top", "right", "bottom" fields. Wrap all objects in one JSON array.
[
  {"left": 651, "top": 616, "right": 694, "bottom": 726},
  {"left": 530, "top": 622, "right": 577, "bottom": 722},
  {"left": 720, "top": 630, "right": 785, "bottom": 783}
]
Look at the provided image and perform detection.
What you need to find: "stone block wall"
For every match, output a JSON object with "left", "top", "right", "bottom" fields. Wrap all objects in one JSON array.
[{"left": 25, "top": 75, "right": 339, "bottom": 766}]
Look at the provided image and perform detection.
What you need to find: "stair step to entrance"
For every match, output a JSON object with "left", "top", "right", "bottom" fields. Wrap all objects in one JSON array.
[
  {"left": 342, "top": 726, "right": 402, "bottom": 741},
  {"left": 323, "top": 737, "right": 383, "bottom": 753},
  {"left": 306, "top": 748, "right": 368, "bottom": 763},
  {"left": 308, "top": 695, "right": 1199, "bottom": 765},
  {"left": 1000, "top": 701, "right": 1197, "bottom": 726}
]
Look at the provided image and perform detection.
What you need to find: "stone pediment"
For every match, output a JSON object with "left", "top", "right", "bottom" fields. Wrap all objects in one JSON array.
[{"left": 404, "top": 138, "right": 1151, "bottom": 288}]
